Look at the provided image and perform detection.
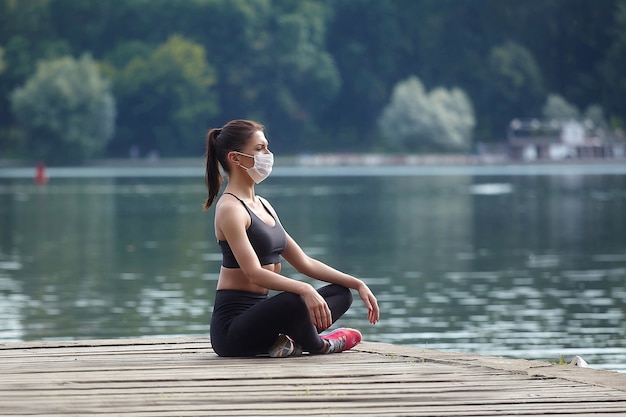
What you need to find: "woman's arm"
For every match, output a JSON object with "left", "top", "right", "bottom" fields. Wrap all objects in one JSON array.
[
  {"left": 254, "top": 196, "right": 379, "bottom": 325},
  {"left": 281, "top": 233, "right": 380, "bottom": 325}
]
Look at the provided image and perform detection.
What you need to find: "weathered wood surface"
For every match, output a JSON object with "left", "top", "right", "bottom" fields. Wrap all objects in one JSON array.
[{"left": 1, "top": 337, "right": 625, "bottom": 416}]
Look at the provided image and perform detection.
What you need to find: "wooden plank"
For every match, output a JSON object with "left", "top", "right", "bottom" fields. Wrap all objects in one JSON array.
[{"left": 1, "top": 338, "right": 625, "bottom": 416}]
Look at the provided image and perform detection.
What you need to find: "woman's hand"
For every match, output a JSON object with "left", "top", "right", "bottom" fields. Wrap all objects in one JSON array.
[
  {"left": 357, "top": 281, "right": 380, "bottom": 325},
  {"left": 301, "top": 285, "right": 333, "bottom": 330}
]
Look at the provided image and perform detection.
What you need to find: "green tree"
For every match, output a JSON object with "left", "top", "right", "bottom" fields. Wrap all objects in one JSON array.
[
  {"left": 0, "top": 46, "right": 5, "bottom": 74},
  {"left": 189, "top": 0, "right": 339, "bottom": 152},
  {"left": 378, "top": 76, "right": 475, "bottom": 152},
  {"left": 325, "top": 0, "right": 413, "bottom": 149},
  {"left": 108, "top": 35, "right": 218, "bottom": 157},
  {"left": 10, "top": 54, "right": 115, "bottom": 165},
  {"left": 599, "top": 0, "right": 626, "bottom": 130},
  {"left": 262, "top": 3, "right": 341, "bottom": 148},
  {"left": 583, "top": 104, "right": 609, "bottom": 133},
  {"left": 480, "top": 41, "right": 545, "bottom": 139},
  {"left": 541, "top": 95, "right": 609, "bottom": 136},
  {"left": 3, "top": 0, "right": 625, "bottom": 155},
  {"left": 0, "top": 36, "right": 72, "bottom": 157},
  {"left": 0, "top": 0, "right": 63, "bottom": 120},
  {"left": 102, "top": 41, "right": 153, "bottom": 69},
  {"left": 542, "top": 94, "right": 580, "bottom": 120},
  {"left": 0, "top": 0, "right": 70, "bottom": 156}
]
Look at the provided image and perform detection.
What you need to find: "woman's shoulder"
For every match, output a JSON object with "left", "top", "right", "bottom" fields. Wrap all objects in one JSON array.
[{"left": 215, "top": 194, "right": 247, "bottom": 219}]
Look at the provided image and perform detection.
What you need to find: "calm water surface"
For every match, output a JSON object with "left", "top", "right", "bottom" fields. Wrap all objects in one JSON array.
[{"left": 1, "top": 164, "right": 625, "bottom": 371}]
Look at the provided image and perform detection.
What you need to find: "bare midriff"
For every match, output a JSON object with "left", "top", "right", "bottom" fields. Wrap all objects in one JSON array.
[{"left": 215, "top": 262, "right": 281, "bottom": 294}]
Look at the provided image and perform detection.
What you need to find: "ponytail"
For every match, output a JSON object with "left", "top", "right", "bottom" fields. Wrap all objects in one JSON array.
[{"left": 203, "top": 128, "right": 222, "bottom": 210}]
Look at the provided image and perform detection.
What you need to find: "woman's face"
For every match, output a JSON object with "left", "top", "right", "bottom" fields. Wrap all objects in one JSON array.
[
  {"left": 235, "top": 130, "right": 271, "bottom": 168},
  {"left": 243, "top": 131, "right": 270, "bottom": 154}
]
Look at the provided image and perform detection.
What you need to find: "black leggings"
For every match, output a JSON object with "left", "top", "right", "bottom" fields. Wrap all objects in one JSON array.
[{"left": 210, "top": 284, "right": 353, "bottom": 357}]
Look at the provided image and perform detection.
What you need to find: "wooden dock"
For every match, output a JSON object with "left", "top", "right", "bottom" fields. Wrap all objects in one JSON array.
[{"left": 1, "top": 337, "right": 625, "bottom": 416}]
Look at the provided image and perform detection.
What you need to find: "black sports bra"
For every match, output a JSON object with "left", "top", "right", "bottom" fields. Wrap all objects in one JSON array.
[{"left": 218, "top": 193, "right": 287, "bottom": 268}]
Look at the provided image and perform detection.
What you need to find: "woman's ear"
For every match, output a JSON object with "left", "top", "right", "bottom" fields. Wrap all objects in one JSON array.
[{"left": 227, "top": 151, "right": 240, "bottom": 166}]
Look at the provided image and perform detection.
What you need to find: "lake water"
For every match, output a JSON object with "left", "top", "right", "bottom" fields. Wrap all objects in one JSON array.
[{"left": 1, "top": 163, "right": 625, "bottom": 371}]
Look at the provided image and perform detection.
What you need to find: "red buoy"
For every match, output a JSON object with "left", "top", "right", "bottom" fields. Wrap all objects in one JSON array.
[{"left": 35, "top": 163, "right": 48, "bottom": 185}]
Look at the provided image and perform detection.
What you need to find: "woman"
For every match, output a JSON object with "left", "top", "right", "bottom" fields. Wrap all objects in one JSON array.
[{"left": 204, "top": 119, "right": 379, "bottom": 357}]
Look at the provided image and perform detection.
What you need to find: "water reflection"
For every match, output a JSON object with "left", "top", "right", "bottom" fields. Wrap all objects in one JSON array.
[{"left": 0, "top": 168, "right": 624, "bottom": 372}]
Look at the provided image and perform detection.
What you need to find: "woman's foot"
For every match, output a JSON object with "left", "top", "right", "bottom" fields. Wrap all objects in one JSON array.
[
  {"left": 320, "top": 328, "right": 362, "bottom": 353},
  {"left": 268, "top": 334, "right": 302, "bottom": 358}
]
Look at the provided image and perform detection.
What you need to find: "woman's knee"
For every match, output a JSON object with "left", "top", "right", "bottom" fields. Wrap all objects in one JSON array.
[
  {"left": 343, "top": 285, "right": 354, "bottom": 302},
  {"left": 320, "top": 284, "right": 353, "bottom": 312},
  {"left": 325, "top": 283, "right": 352, "bottom": 299},
  {"left": 340, "top": 285, "right": 353, "bottom": 309}
]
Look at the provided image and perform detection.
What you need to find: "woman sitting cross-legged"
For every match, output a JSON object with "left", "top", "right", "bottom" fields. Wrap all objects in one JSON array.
[{"left": 203, "top": 119, "right": 379, "bottom": 357}]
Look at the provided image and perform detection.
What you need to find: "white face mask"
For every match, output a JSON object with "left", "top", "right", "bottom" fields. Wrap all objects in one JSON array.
[{"left": 234, "top": 151, "right": 274, "bottom": 183}]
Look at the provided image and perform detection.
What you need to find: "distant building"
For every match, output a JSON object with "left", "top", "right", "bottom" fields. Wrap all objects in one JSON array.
[{"left": 507, "top": 118, "right": 625, "bottom": 161}]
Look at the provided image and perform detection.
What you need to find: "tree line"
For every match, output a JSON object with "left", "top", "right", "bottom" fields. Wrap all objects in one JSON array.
[{"left": 1, "top": 0, "right": 625, "bottom": 164}]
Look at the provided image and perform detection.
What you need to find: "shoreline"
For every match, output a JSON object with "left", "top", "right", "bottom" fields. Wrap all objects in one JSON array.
[
  {"left": 1, "top": 154, "right": 625, "bottom": 179},
  {"left": 1, "top": 151, "right": 625, "bottom": 169}
]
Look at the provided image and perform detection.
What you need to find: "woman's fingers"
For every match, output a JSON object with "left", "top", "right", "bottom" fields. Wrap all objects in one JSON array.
[
  {"left": 369, "top": 294, "right": 380, "bottom": 324},
  {"left": 358, "top": 285, "right": 379, "bottom": 324},
  {"left": 369, "top": 304, "right": 379, "bottom": 324},
  {"left": 318, "top": 303, "right": 332, "bottom": 329},
  {"left": 305, "top": 292, "right": 332, "bottom": 330},
  {"left": 311, "top": 307, "right": 330, "bottom": 330}
]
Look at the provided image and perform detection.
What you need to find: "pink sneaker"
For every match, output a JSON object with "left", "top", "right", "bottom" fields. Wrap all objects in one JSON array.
[{"left": 321, "top": 328, "right": 362, "bottom": 353}]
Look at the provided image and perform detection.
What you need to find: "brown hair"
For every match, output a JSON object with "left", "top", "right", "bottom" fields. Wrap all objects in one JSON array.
[{"left": 203, "top": 119, "right": 265, "bottom": 210}]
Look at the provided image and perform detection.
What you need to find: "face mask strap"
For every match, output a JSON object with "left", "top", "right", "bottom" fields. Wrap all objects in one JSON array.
[{"left": 233, "top": 151, "right": 253, "bottom": 159}]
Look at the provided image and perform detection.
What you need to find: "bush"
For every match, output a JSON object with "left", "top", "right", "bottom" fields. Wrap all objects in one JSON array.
[
  {"left": 10, "top": 54, "right": 115, "bottom": 165},
  {"left": 378, "top": 76, "right": 475, "bottom": 152}
]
